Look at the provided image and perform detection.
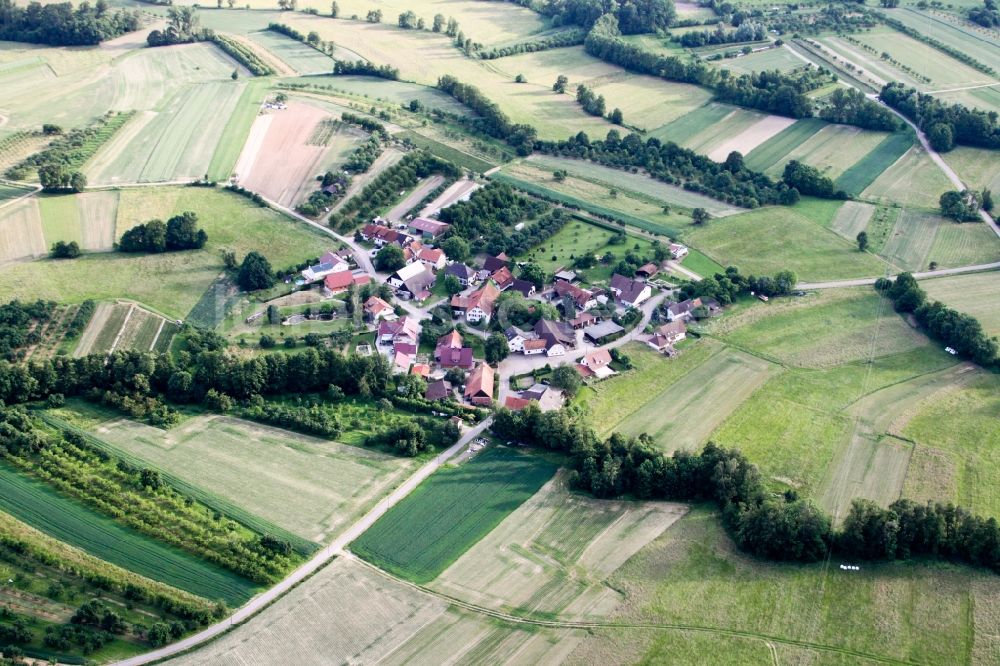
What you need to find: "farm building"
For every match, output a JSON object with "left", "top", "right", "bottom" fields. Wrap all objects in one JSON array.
[
  {"left": 553, "top": 270, "right": 578, "bottom": 283},
  {"left": 584, "top": 320, "right": 625, "bottom": 344},
  {"left": 464, "top": 363, "right": 495, "bottom": 406},
  {"left": 669, "top": 243, "right": 688, "bottom": 260},
  {"left": 437, "top": 347, "right": 475, "bottom": 370},
  {"left": 569, "top": 312, "right": 598, "bottom": 330},
  {"left": 505, "top": 326, "right": 532, "bottom": 352},
  {"left": 482, "top": 253, "right": 510, "bottom": 273},
  {"left": 388, "top": 263, "right": 436, "bottom": 300},
  {"left": 610, "top": 274, "right": 652, "bottom": 308},
  {"left": 535, "top": 319, "right": 575, "bottom": 356},
  {"left": 361, "top": 223, "right": 406, "bottom": 247},
  {"left": 451, "top": 281, "right": 500, "bottom": 323},
  {"left": 490, "top": 266, "right": 514, "bottom": 291},
  {"left": 504, "top": 396, "right": 532, "bottom": 411},
  {"left": 552, "top": 280, "right": 597, "bottom": 311},
  {"left": 635, "top": 263, "right": 659, "bottom": 279},
  {"left": 522, "top": 338, "right": 548, "bottom": 355},
  {"left": 301, "top": 251, "right": 349, "bottom": 283},
  {"left": 407, "top": 217, "right": 450, "bottom": 240},
  {"left": 520, "top": 383, "right": 564, "bottom": 411}
]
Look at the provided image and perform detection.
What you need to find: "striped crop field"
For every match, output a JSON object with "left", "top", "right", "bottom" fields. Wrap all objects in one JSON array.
[
  {"left": 0, "top": 463, "right": 257, "bottom": 604},
  {"left": 743, "top": 118, "right": 825, "bottom": 173},
  {"left": 649, "top": 103, "right": 732, "bottom": 144},
  {"left": 351, "top": 446, "right": 557, "bottom": 583},
  {"left": 834, "top": 131, "right": 915, "bottom": 196}
]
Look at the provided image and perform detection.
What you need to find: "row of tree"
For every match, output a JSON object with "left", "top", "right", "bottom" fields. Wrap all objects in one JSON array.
[
  {"left": 332, "top": 58, "right": 400, "bottom": 80},
  {"left": 677, "top": 265, "right": 797, "bottom": 305},
  {"left": 675, "top": 21, "right": 765, "bottom": 47},
  {"left": 538, "top": 0, "right": 675, "bottom": 33},
  {"left": 880, "top": 82, "right": 1000, "bottom": 151},
  {"left": 492, "top": 404, "right": 1000, "bottom": 571},
  {"left": 477, "top": 27, "right": 585, "bottom": 59},
  {"left": 436, "top": 75, "right": 537, "bottom": 156},
  {"left": 876, "top": 273, "right": 998, "bottom": 367},
  {"left": 118, "top": 212, "right": 207, "bottom": 254},
  {"left": 0, "top": 0, "right": 139, "bottom": 45}
]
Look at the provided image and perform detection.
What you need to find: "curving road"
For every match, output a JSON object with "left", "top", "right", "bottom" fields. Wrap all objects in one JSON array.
[{"left": 112, "top": 418, "right": 491, "bottom": 666}]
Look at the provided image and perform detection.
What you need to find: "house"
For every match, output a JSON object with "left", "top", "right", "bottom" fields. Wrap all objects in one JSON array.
[
  {"left": 583, "top": 320, "right": 625, "bottom": 344},
  {"left": 436, "top": 329, "right": 463, "bottom": 352},
  {"left": 510, "top": 278, "right": 536, "bottom": 298},
  {"left": 656, "top": 321, "right": 687, "bottom": 344},
  {"left": 520, "top": 383, "right": 564, "bottom": 411},
  {"left": 504, "top": 396, "right": 532, "bottom": 411},
  {"left": 388, "top": 262, "right": 427, "bottom": 290},
  {"left": 393, "top": 341, "right": 417, "bottom": 357},
  {"left": 301, "top": 252, "right": 349, "bottom": 283},
  {"left": 552, "top": 280, "right": 597, "bottom": 311},
  {"left": 522, "top": 337, "right": 548, "bottom": 355},
  {"left": 377, "top": 316, "right": 420, "bottom": 347},
  {"left": 505, "top": 326, "right": 529, "bottom": 353},
  {"left": 665, "top": 298, "right": 703, "bottom": 322},
  {"left": 324, "top": 270, "right": 370, "bottom": 295},
  {"left": 410, "top": 363, "right": 431, "bottom": 378},
  {"left": 464, "top": 363, "right": 495, "bottom": 406},
  {"left": 360, "top": 223, "right": 405, "bottom": 247},
  {"left": 437, "top": 347, "right": 475, "bottom": 370},
  {"left": 535, "top": 319, "right": 574, "bottom": 356},
  {"left": 635, "top": 263, "right": 659, "bottom": 280},
  {"left": 490, "top": 266, "right": 514, "bottom": 292},
  {"left": 578, "top": 348, "right": 615, "bottom": 379},
  {"left": 609, "top": 273, "right": 652, "bottom": 308},
  {"left": 451, "top": 281, "right": 500, "bottom": 323},
  {"left": 363, "top": 296, "right": 393, "bottom": 322},
  {"left": 389, "top": 263, "right": 436, "bottom": 301},
  {"left": 669, "top": 243, "right": 689, "bottom": 260},
  {"left": 416, "top": 246, "right": 446, "bottom": 271},
  {"left": 425, "top": 379, "right": 451, "bottom": 401},
  {"left": 393, "top": 351, "right": 413, "bottom": 374},
  {"left": 482, "top": 253, "right": 510, "bottom": 273},
  {"left": 407, "top": 217, "right": 450, "bottom": 240},
  {"left": 444, "top": 263, "right": 476, "bottom": 287},
  {"left": 569, "top": 312, "right": 597, "bottom": 330},
  {"left": 553, "top": 270, "right": 577, "bottom": 283}
]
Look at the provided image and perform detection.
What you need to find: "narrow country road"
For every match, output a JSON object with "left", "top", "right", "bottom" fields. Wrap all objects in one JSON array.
[
  {"left": 798, "top": 260, "right": 1000, "bottom": 290},
  {"left": 112, "top": 418, "right": 492, "bottom": 666}
]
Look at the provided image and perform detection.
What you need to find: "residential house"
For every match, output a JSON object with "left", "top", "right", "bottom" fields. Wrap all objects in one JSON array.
[
  {"left": 635, "top": 263, "right": 659, "bottom": 280},
  {"left": 416, "top": 246, "right": 446, "bottom": 271},
  {"left": 407, "top": 217, "right": 450, "bottom": 240},
  {"left": 504, "top": 326, "right": 530, "bottom": 353},
  {"left": 646, "top": 320, "right": 686, "bottom": 351},
  {"left": 393, "top": 342, "right": 417, "bottom": 357},
  {"left": 377, "top": 316, "right": 420, "bottom": 347},
  {"left": 425, "top": 379, "right": 451, "bottom": 401},
  {"left": 552, "top": 280, "right": 597, "bottom": 312},
  {"left": 578, "top": 349, "right": 615, "bottom": 379},
  {"left": 438, "top": 347, "right": 475, "bottom": 370},
  {"left": 363, "top": 296, "right": 394, "bottom": 323},
  {"left": 444, "top": 263, "right": 476, "bottom": 287},
  {"left": 436, "top": 329, "right": 463, "bottom": 352},
  {"left": 360, "top": 223, "right": 405, "bottom": 247},
  {"left": 464, "top": 363, "right": 495, "bottom": 406},
  {"left": 301, "top": 251, "right": 349, "bottom": 283},
  {"left": 324, "top": 270, "right": 370, "bottom": 295},
  {"left": 393, "top": 351, "right": 413, "bottom": 374},
  {"left": 669, "top": 243, "right": 689, "bottom": 260},
  {"left": 510, "top": 278, "right": 536, "bottom": 298},
  {"left": 451, "top": 281, "right": 500, "bottom": 324},
  {"left": 535, "top": 319, "right": 574, "bottom": 356},
  {"left": 490, "top": 266, "right": 514, "bottom": 292},
  {"left": 665, "top": 298, "right": 702, "bottom": 322},
  {"left": 522, "top": 338, "right": 547, "bottom": 355},
  {"left": 482, "top": 253, "right": 510, "bottom": 273},
  {"left": 583, "top": 320, "right": 625, "bottom": 344},
  {"left": 411, "top": 363, "right": 430, "bottom": 378},
  {"left": 389, "top": 263, "right": 436, "bottom": 301},
  {"left": 609, "top": 273, "right": 652, "bottom": 308}
]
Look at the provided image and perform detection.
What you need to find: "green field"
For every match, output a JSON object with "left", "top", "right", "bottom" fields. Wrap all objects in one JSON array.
[
  {"left": 887, "top": 8, "right": 1000, "bottom": 73},
  {"left": 684, "top": 199, "right": 887, "bottom": 281},
  {"left": 248, "top": 30, "right": 334, "bottom": 74},
  {"left": 351, "top": 446, "right": 557, "bottom": 583},
  {"left": 587, "top": 74, "right": 713, "bottom": 131},
  {"left": 207, "top": 78, "right": 271, "bottom": 181},
  {"left": 941, "top": 145, "right": 1000, "bottom": 194},
  {"left": 853, "top": 26, "right": 996, "bottom": 89},
  {"left": 0, "top": 462, "right": 256, "bottom": 604},
  {"left": 714, "top": 45, "right": 807, "bottom": 74},
  {"left": 680, "top": 247, "right": 725, "bottom": 277},
  {"left": 763, "top": 124, "right": 891, "bottom": 181},
  {"left": 834, "top": 131, "right": 914, "bottom": 196},
  {"left": 292, "top": 75, "right": 476, "bottom": 116},
  {"left": 744, "top": 118, "right": 826, "bottom": 172},
  {"left": 649, "top": 102, "right": 733, "bottom": 145},
  {"left": 862, "top": 146, "right": 957, "bottom": 209},
  {"left": 0, "top": 187, "right": 331, "bottom": 318},
  {"left": 0, "top": 181, "right": 32, "bottom": 202},
  {"left": 37, "top": 192, "right": 82, "bottom": 246},
  {"left": 923, "top": 271, "right": 1000, "bottom": 337}
]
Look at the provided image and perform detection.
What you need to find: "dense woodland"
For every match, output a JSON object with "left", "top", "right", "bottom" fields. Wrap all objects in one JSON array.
[
  {"left": 0, "top": 299, "right": 54, "bottom": 361},
  {"left": 880, "top": 83, "right": 1000, "bottom": 151},
  {"left": 118, "top": 212, "right": 207, "bottom": 254},
  {"left": 493, "top": 405, "right": 1000, "bottom": 571},
  {"left": 0, "top": 0, "right": 139, "bottom": 45}
]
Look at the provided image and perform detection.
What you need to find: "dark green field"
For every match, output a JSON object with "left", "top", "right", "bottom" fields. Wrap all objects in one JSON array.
[
  {"left": 351, "top": 447, "right": 557, "bottom": 583},
  {"left": 744, "top": 118, "right": 826, "bottom": 172},
  {"left": 0, "top": 463, "right": 257, "bottom": 605},
  {"left": 835, "top": 130, "right": 915, "bottom": 196}
]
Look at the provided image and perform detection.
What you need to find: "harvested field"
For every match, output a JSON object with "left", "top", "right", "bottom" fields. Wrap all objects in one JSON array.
[
  {"left": 207, "top": 78, "right": 271, "bottom": 181},
  {"left": 903, "top": 446, "right": 959, "bottom": 507},
  {"left": 248, "top": 29, "right": 334, "bottom": 75},
  {"left": 431, "top": 472, "right": 687, "bottom": 619},
  {"left": 862, "top": 147, "right": 955, "bottom": 210},
  {"left": 743, "top": 117, "right": 825, "bottom": 173},
  {"left": 706, "top": 114, "right": 796, "bottom": 162},
  {"left": 880, "top": 209, "right": 947, "bottom": 272},
  {"left": 0, "top": 196, "right": 44, "bottom": 262},
  {"left": 235, "top": 101, "right": 363, "bottom": 207},
  {"left": 942, "top": 145, "right": 1000, "bottom": 194},
  {"left": 923, "top": 271, "right": 1000, "bottom": 337},
  {"left": 352, "top": 446, "right": 557, "bottom": 583},
  {"left": 76, "top": 190, "right": 119, "bottom": 251},
  {"left": 684, "top": 199, "right": 886, "bottom": 282},
  {"left": 829, "top": 200, "right": 875, "bottom": 242},
  {"left": 819, "top": 431, "right": 913, "bottom": 521},
  {"left": 682, "top": 108, "right": 771, "bottom": 156},
  {"left": 88, "top": 414, "right": 414, "bottom": 543},
  {"left": 0, "top": 462, "right": 256, "bottom": 604}
]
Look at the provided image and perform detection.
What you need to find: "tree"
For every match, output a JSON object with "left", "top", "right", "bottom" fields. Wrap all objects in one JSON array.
[
  {"left": 165, "top": 212, "right": 207, "bottom": 250},
  {"left": 518, "top": 262, "right": 546, "bottom": 290},
  {"left": 398, "top": 10, "right": 417, "bottom": 28},
  {"left": 50, "top": 241, "right": 81, "bottom": 259},
  {"left": 939, "top": 190, "right": 982, "bottom": 222},
  {"left": 441, "top": 236, "right": 469, "bottom": 262},
  {"left": 375, "top": 245, "right": 405, "bottom": 272},
  {"left": 553, "top": 169, "right": 567, "bottom": 182},
  {"left": 608, "top": 107, "right": 623, "bottom": 125},
  {"left": 549, "top": 365, "right": 582, "bottom": 397},
  {"left": 366, "top": 9, "right": 382, "bottom": 22},
  {"left": 432, "top": 13, "right": 445, "bottom": 31},
  {"left": 238, "top": 251, "right": 275, "bottom": 291},
  {"left": 330, "top": 0, "right": 338, "bottom": 16},
  {"left": 443, "top": 275, "right": 463, "bottom": 295},
  {"left": 928, "top": 122, "right": 954, "bottom": 152},
  {"left": 856, "top": 231, "right": 869, "bottom": 251},
  {"left": 484, "top": 332, "right": 509, "bottom": 364},
  {"left": 515, "top": 73, "right": 526, "bottom": 83},
  {"left": 692, "top": 208, "right": 709, "bottom": 225},
  {"left": 553, "top": 74, "right": 568, "bottom": 93}
]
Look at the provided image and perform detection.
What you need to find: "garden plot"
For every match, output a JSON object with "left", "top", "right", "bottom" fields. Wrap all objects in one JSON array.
[
  {"left": 90, "top": 415, "right": 415, "bottom": 543},
  {"left": 235, "top": 101, "right": 364, "bottom": 207},
  {"left": 431, "top": 472, "right": 687, "bottom": 619},
  {"left": 0, "top": 196, "right": 45, "bottom": 262},
  {"left": 706, "top": 114, "right": 797, "bottom": 162},
  {"left": 72, "top": 302, "right": 172, "bottom": 356}
]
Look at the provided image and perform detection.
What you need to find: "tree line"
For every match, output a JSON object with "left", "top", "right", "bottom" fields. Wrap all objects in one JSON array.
[
  {"left": 676, "top": 21, "right": 765, "bottom": 47},
  {"left": 118, "top": 212, "right": 207, "bottom": 254},
  {"left": 493, "top": 404, "right": 1000, "bottom": 571},
  {"left": 477, "top": 27, "right": 585, "bottom": 59},
  {"left": 536, "top": 0, "right": 675, "bottom": 33},
  {"left": 677, "top": 265, "right": 797, "bottom": 305},
  {"left": 0, "top": 0, "right": 139, "bottom": 45},
  {"left": 332, "top": 58, "right": 400, "bottom": 80},
  {"left": 880, "top": 82, "right": 1000, "bottom": 151},
  {"left": 436, "top": 75, "right": 537, "bottom": 156},
  {"left": 875, "top": 273, "right": 998, "bottom": 367}
]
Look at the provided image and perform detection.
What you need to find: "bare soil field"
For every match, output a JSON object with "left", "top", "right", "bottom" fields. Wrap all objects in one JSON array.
[
  {"left": 236, "top": 102, "right": 361, "bottom": 207},
  {"left": 0, "top": 196, "right": 44, "bottom": 262},
  {"left": 706, "top": 114, "right": 797, "bottom": 162}
]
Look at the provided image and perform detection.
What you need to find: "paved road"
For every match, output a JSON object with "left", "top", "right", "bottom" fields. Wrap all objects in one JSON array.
[
  {"left": 112, "top": 418, "right": 490, "bottom": 666},
  {"left": 798, "top": 261, "right": 1000, "bottom": 290}
]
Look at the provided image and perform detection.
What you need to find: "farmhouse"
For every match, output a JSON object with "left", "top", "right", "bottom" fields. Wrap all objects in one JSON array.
[
  {"left": 407, "top": 217, "right": 450, "bottom": 240},
  {"left": 610, "top": 273, "right": 652, "bottom": 308},
  {"left": 504, "top": 326, "right": 531, "bottom": 353},
  {"left": 301, "top": 252, "right": 349, "bottom": 283},
  {"left": 584, "top": 320, "right": 625, "bottom": 344},
  {"left": 393, "top": 351, "right": 413, "bottom": 374},
  {"left": 437, "top": 346, "right": 474, "bottom": 370},
  {"left": 444, "top": 262, "right": 476, "bottom": 287},
  {"left": 388, "top": 263, "right": 436, "bottom": 301},
  {"left": 578, "top": 349, "right": 615, "bottom": 379},
  {"left": 522, "top": 337, "right": 548, "bottom": 355},
  {"left": 436, "top": 329, "right": 463, "bottom": 352},
  {"left": 482, "top": 253, "right": 510, "bottom": 273},
  {"left": 535, "top": 319, "right": 574, "bottom": 356},
  {"left": 464, "top": 363, "right": 494, "bottom": 406},
  {"left": 552, "top": 280, "right": 597, "bottom": 311},
  {"left": 490, "top": 266, "right": 515, "bottom": 292},
  {"left": 451, "top": 281, "right": 500, "bottom": 323},
  {"left": 416, "top": 246, "right": 446, "bottom": 271},
  {"left": 363, "top": 296, "right": 394, "bottom": 322},
  {"left": 360, "top": 223, "right": 405, "bottom": 247}
]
